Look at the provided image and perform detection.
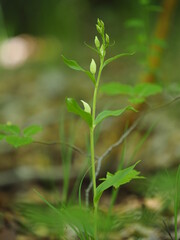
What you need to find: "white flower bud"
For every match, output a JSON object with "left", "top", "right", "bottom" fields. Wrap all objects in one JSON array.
[
  {"left": 81, "top": 100, "right": 91, "bottom": 114},
  {"left": 105, "top": 34, "right": 109, "bottom": 44},
  {"left": 90, "top": 59, "right": 96, "bottom": 74},
  {"left": 94, "top": 36, "right": 100, "bottom": 48}
]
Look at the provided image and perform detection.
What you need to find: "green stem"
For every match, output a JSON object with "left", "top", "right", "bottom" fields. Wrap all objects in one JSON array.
[
  {"left": 90, "top": 127, "right": 96, "bottom": 200},
  {"left": 90, "top": 57, "right": 104, "bottom": 239},
  {"left": 90, "top": 58, "right": 104, "bottom": 204}
]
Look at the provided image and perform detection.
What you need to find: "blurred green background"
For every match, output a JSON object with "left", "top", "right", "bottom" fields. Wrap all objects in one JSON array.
[
  {"left": 0, "top": 1, "right": 180, "bottom": 239},
  {"left": 0, "top": 0, "right": 180, "bottom": 196},
  {"left": 0, "top": 0, "right": 179, "bottom": 122}
]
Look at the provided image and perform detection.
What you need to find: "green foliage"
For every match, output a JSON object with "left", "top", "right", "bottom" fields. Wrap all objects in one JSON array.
[
  {"left": 60, "top": 116, "right": 74, "bottom": 203},
  {"left": 95, "top": 161, "right": 143, "bottom": 204},
  {"left": 101, "top": 82, "right": 162, "bottom": 103},
  {"left": 66, "top": 98, "right": 92, "bottom": 127},
  {"left": 145, "top": 167, "right": 180, "bottom": 239},
  {"left": 62, "top": 55, "right": 84, "bottom": 71},
  {"left": 94, "top": 106, "right": 137, "bottom": 126},
  {"left": 101, "top": 82, "right": 133, "bottom": 95},
  {"left": 5, "top": 136, "right": 32, "bottom": 148},
  {"left": 103, "top": 52, "right": 134, "bottom": 68},
  {"left": 18, "top": 190, "right": 113, "bottom": 239},
  {"left": 17, "top": 203, "right": 64, "bottom": 235},
  {"left": 0, "top": 123, "right": 42, "bottom": 148},
  {"left": 0, "top": 124, "right": 20, "bottom": 135},
  {"left": 62, "top": 55, "right": 96, "bottom": 84},
  {"left": 145, "top": 170, "right": 175, "bottom": 200},
  {"left": 23, "top": 125, "right": 42, "bottom": 137}
]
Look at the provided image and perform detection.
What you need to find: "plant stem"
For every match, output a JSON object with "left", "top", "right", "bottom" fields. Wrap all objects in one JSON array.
[
  {"left": 90, "top": 127, "right": 96, "bottom": 201},
  {"left": 89, "top": 57, "right": 104, "bottom": 239},
  {"left": 90, "top": 58, "right": 104, "bottom": 206}
]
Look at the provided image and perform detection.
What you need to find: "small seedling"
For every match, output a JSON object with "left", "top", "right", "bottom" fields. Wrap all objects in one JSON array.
[{"left": 0, "top": 122, "right": 42, "bottom": 148}]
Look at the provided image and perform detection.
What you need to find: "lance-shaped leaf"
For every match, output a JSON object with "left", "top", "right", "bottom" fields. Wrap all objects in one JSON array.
[
  {"left": 62, "top": 55, "right": 84, "bottom": 71},
  {"left": 103, "top": 52, "right": 134, "bottom": 68},
  {"left": 94, "top": 106, "right": 136, "bottom": 126},
  {"left": 95, "top": 161, "right": 143, "bottom": 204},
  {"left": 84, "top": 42, "right": 98, "bottom": 53},
  {"left": 66, "top": 98, "right": 92, "bottom": 127},
  {"left": 23, "top": 125, "right": 42, "bottom": 137},
  {"left": 101, "top": 82, "right": 133, "bottom": 95},
  {"left": 62, "top": 55, "right": 95, "bottom": 84}
]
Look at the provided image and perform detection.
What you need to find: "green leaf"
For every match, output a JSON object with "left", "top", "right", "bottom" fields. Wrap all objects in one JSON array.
[
  {"left": 101, "top": 82, "right": 162, "bottom": 104},
  {"left": 94, "top": 106, "right": 136, "bottom": 126},
  {"left": 84, "top": 42, "right": 98, "bottom": 54},
  {"left": 103, "top": 52, "right": 134, "bottom": 68},
  {"left": 62, "top": 55, "right": 95, "bottom": 84},
  {"left": 101, "top": 82, "right": 133, "bottom": 95},
  {"left": 129, "top": 83, "right": 162, "bottom": 103},
  {"left": 5, "top": 136, "right": 32, "bottom": 148},
  {"left": 95, "top": 161, "right": 143, "bottom": 203},
  {"left": 62, "top": 55, "right": 84, "bottom": 71},
  {"left": 134, "top": 83, "right": 162, "bottom": 97},
  {"left": 84, "top": 71, "right": 96, "bottom": 84},
  {"left": 23, "top": 125, "right": 42, "bottom": 137},
  {"left": 66, "top": 98, "right": 92, "bottom": 127},
  {"left": 0, "top": 124, "right": 20, "bottom": 135}
]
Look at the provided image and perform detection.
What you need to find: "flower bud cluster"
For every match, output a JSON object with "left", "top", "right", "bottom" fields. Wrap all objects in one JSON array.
[
  {"left": 95, "top": 18, "right": 110, "bottom": 57},
  {"left": 96, "top": 18, "right": 104, "bottom": 36}
]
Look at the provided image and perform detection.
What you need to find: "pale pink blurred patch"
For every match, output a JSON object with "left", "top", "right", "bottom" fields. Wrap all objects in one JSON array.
[{"left": 0, "top": 35, "right": 36, "bottom": 69}]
